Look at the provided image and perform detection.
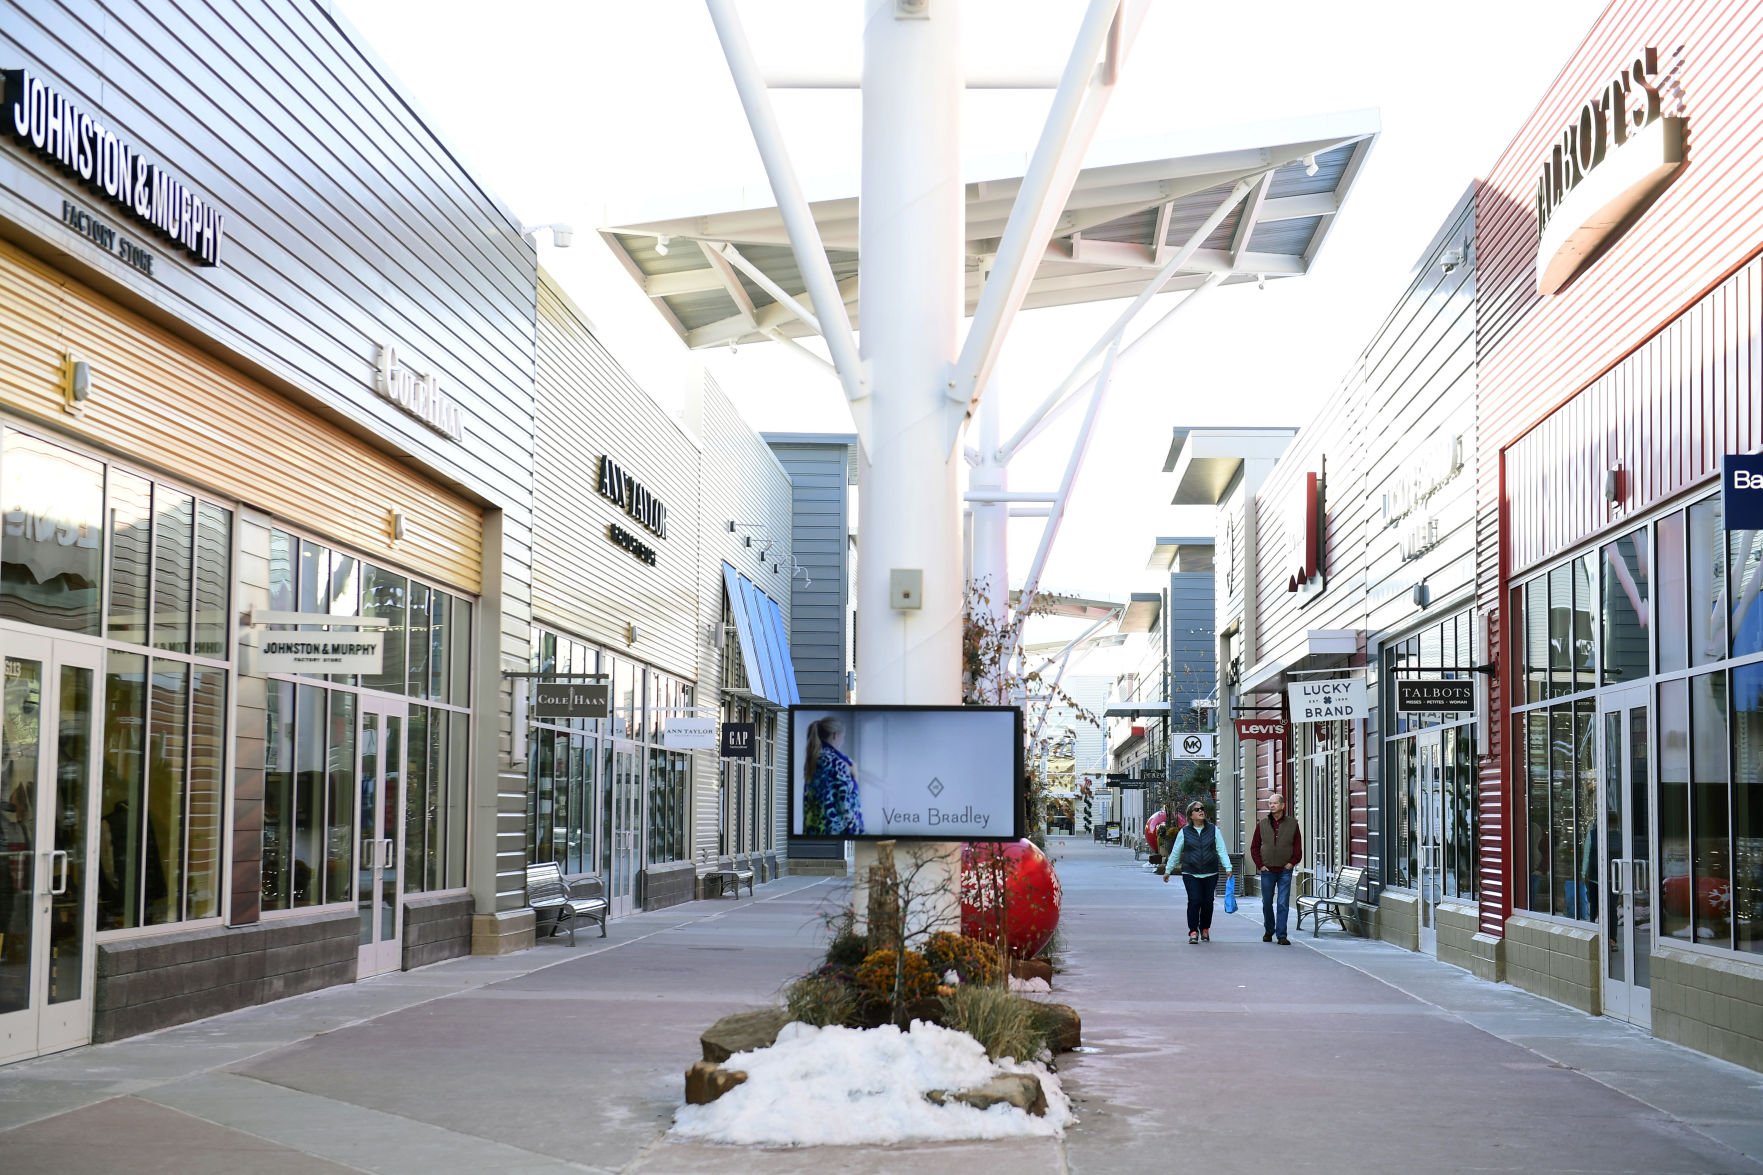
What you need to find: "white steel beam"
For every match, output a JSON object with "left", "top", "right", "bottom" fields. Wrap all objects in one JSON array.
[
  {"left": 1030, "top": 608, "right": 1121, "bottom": 746},
  {"left": 762, "top": 327, "right": 837, "bottom": 377},
  {"left": 765, "top": 67, "right": 1063, "bottom": 89},
  {"left": 1229, "top": 173, "right": 1270, "bottom": 268},
  {"left": 684, "top": 275, "right": 859, "bottom": 348},
  {"left": 950, "top": 0, "right": 1142, "bottom": 447},
  {"left": 705, "top": 0, "right": 867, "bottom": 425},
  {"left": 998, "top": 176, "right": 1258, "bottom": 463},
  {"left": 696, "top": 239, "right": 759, "bottom": 326},
  {"left": 713, "top": 242, "right": 822, "bottom": 333}
]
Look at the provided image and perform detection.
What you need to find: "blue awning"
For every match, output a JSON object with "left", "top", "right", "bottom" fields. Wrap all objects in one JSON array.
[{"left": 722, "top": 562, "right": 799, "bottom": 705}]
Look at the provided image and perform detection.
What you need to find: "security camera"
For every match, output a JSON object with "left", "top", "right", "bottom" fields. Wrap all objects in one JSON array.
[
  {"left": 1440, "top": 246, "right": 1466, "bottom": 274},
  {"left": 551, "top": 225, "right": 574, "bottom": 248}
]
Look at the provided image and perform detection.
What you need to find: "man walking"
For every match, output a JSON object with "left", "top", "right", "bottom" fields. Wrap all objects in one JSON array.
[{"left": 1251, "top": 792, "right": 1301, "bottom": 944}]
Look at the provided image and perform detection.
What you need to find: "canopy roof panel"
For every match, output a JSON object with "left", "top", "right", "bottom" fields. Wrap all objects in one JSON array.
[{"left": 603, "top": 109, "right": 1379, "bottom": 349}]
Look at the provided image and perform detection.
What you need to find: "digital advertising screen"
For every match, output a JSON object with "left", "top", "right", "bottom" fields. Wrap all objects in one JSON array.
[{"left": 789, "top": 705, "right": 1024, "bottom": 842}]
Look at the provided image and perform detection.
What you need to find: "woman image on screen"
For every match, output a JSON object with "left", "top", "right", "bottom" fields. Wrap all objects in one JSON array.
[{"left": 803, "top": 716, "right": 863, "bottom": 836}]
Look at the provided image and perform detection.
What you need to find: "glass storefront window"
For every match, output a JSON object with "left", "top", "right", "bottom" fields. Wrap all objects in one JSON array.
[
  {"left": 1, "top": 432, "right": 103, "bottom": 634},
  {"left": 1731, "top": 529, "right": 1763, "bottom": 659},
  {"left": 1688, "top": 499, "right": 1727, "bottom": 667},
  {"left": 1657, "top": 510, "right": 1688, "bottom": 673},
  {"left": 1525, "top": 579, "right": 1548, "bottom": 704},
  {"left": 1601, "top": 529, "right": 1649, "bottom": 684},
  {"left": 1730, "top": 664, "right": 1763, "bottom": 955},
  {"left": 1689, "top": 672, "right": 1730, "bottom": 947},
  {"left": 152, "top": 492, "right": 195, "bottom": 656},
  {"left": 1383, "top": 614, "right": 1478, "bottom": 902},
  {"left": 1658, "top": 678, "right": 1690, "bottom": 942},
  {"left": 107, "top": 471, "right": 152, "bottom": 646}
]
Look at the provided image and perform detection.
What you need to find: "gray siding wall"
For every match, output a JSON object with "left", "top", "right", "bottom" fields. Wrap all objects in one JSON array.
[
  {"left": 1169, "top": 570, "right": 1216, "bottom": 720},
  {"left": 765, "top": 437, "right": 853, "bottom": 706}
]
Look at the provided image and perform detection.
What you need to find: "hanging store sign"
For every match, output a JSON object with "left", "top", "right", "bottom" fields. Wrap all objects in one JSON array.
[
  {"left": 1171, "top": 733, "right": 1216, "bottom": 760},
  {"left": 533, "top": 680, "right": 610, "bottom": 720},
  {"left": 1286, "top": 469, "right": 1327, "bottom": 597},
  {"left": 375, "top": 345, "right": 466, "bottom": 442},
  {"left": 1234, "top": 718, "right": 1288, "bottom": 742},
  {"left": 254, "top": 633, "right": 384, "bottom": 675},
  {"left": 4, "top": 67, "right": 225, "bottom": 266},
  {"left": 1395, "top": 680, "right": 1475, "bottom": 714},
  {"left": 1534, "top": 47, "right": 1683, "bottom": 295},
  {"left": 1722, "top": 453, "right": 1763, "bottom": 530},
  {"left": 598, "top": 456, "right": 668, "bottom": 539},
  {"left": 721, "top": 721, "right": 755, "bottom": 759},
  {"left": 664, "top": 716, "right": 717, "bottom": 750},
  {"left": 1287, "top": 678, "right": 1367, "bottom": 723}
]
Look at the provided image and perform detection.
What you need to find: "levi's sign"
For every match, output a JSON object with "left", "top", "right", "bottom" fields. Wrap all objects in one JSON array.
[
  {"left": 1287, "top": 679, "right": 1367, "bottom": 723},
  {"left": 1234, "top": 718, "right": 1288, "bottom": 742},
  {"left": 4, "top": 67, "right": 225, "bottom": 266},
  {"left": 1723, "top": 454, "right": 1763, "bottom": 530},
  {"left": 1396, "top": 681, "right": 1474, "bottom": 714}
]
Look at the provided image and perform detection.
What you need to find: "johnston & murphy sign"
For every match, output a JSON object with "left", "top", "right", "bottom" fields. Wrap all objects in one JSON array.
[{"left": 4, "top": 67, "right": 225, "bottom": 267}]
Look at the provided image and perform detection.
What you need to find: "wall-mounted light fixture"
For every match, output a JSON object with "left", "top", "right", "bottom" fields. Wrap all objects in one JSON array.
[
  {"left": 61, "top": 354, "right": 91, "bottom": 415},
  {"left": 654, "top": 235, "right": 670, "bottom": 256},
  {"left": 1411, "top": 580, "right": 1431, "bottom": 609},
  {"left": 519, "top": 223, "right": 574, "bottom": 248},
  {"left": 1604, "top": 466, "right": 1623, "bottom": 503},
  {"left": 626, "top": 622, "right": 638, "bottom": 646},
  {"left": 1302, "top": 154, "right": 1318, "bottom": 177},
  {"left": 387, "top": 509, "right": 407, "bottom": 543},
  {"left": 1255, "top": 273, "right": 1266, "bottom": 291}
]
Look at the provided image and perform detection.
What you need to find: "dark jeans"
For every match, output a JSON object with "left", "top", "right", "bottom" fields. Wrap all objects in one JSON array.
[
  {"left": 1182, "top": 873, "right": 1217, "bottom": 933},
  {"left": 1261, "top": 868, "right": 1292, "bottom": 937}
]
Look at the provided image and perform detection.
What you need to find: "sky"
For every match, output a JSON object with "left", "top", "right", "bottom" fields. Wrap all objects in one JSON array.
[{"left": 336, "top": 0, "right": 1606, "bottom": 670}]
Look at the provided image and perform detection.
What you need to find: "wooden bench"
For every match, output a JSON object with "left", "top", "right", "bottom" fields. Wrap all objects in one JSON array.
[
  {"left": 1295, "top": 865, "right": 1369, "bottom": 938},
  {"left": 703, "top": 854, "right": 754, "bottom": 899},
  {"left": 526, "top": 862, "right": 609, "bottom": 945}
]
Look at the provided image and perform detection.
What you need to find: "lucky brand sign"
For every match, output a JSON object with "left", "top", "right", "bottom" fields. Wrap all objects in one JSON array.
[{"left": 1287, "top": 678, "right": 1367, "bottom": 723}]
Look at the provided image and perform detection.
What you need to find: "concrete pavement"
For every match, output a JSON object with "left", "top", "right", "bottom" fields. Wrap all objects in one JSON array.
[{"left": 2, "top": 839, "right": 1760, "bottom": 1174}]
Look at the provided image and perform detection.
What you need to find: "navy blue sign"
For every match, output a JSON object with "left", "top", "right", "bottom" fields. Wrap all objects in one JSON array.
[
  {"left": 721, "top": 722, "right": 755, "bottom": 759},
  {"left": 1724, "top": 454, "right": 1763, "bottom": 530}
]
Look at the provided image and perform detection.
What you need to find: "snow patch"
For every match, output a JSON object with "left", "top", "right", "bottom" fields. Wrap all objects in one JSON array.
[
  {"left": 1007, "top": 974, "right": 1051, "bottom": 994},
  {"left": 671, "top": 1020, "right": 1074, "bottom": 1146}
]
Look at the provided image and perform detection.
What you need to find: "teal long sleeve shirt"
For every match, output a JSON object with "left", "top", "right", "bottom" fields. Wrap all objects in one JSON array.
[{"left": 1167, "top": 826, "right": 1232, "bottom": 877}]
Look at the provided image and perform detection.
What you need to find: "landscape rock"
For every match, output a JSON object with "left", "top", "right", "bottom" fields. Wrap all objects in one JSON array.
[
  {"left": 926, "top": 1073, "right": 1047, "bottom": 1117},
  {"left": 1009, "top": 957, "right": 1054, "bottom": 985},
  {"left": 1034, "top": 1001, "right": 1082, "bottom": 1052},
  {"left": 684, "top": 1060, "right": 748, "bottom": 1104},
  {"left": 700, "top": 1007, "right": 791, "bottom": 1063}
]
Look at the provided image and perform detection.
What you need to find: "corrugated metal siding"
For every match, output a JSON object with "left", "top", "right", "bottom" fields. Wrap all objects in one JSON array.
[
  {"left": 0, "top": 238, "right": 483, "bottom": 588},
  {"left": 767, "top": 440, "right": 852, "bottom": 705},
  {"left": 1168, "top": 572, "right": 1215, "bottom": 711},
  {"left": 1475, "top": 0, "right": 1763, "bottom": 936}
]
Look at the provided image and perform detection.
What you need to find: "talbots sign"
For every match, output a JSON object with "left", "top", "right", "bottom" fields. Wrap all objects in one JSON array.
[
  {"left": 4, "top": 67, "right": 225, "bottom": 266},
  {"left": 1395, "top": 680, "right": 1475, "bottom": 714},
  {"left": 1287, "top": 678, "right": 1367, "bottom": 723},
  {"left": 1534, "top": 48, "right": 1683, "bottom": 295}
]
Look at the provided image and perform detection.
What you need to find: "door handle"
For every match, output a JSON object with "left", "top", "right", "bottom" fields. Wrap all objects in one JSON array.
[
  {"left": 1629, "top": 859, "right": 1648, "bottom": 897},
  {"left": 381, "top": 838, "right": 395, "bottom": 870},
  {"left": 1609, "top": 856, "right": 1623, "bottom": 896},
  {"left": 50, "top": 850, "right": 69, "bottom": 895}
]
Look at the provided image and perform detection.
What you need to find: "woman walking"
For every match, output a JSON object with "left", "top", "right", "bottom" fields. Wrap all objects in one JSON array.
[{"left": 1162, "top": 800, "right": 1231, "bottom": 943}]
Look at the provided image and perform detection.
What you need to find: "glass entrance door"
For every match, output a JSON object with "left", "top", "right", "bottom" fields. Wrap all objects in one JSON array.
[
  {"left": 1600, "top": 684, "right": 1652, "bottom": 1024},
  {"left": 357, "top": 697, "right": 406, "bottom": 977},
  {"left": 604, "top": 741, "right": 642, "bottom": 918},
  {"left": 0, "top": 635, "right": 101, "bottom": 1064},
  {"left": 1416, "top": 735, "right": 1443, "bottom": 950}
]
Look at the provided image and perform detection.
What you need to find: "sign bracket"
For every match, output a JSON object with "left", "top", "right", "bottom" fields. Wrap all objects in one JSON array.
[{"left": 1390, "top": 662, "right": 1495, "bottom": 676}]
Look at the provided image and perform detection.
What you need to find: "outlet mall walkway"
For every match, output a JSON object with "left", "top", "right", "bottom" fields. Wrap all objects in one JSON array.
[{"left": 3, "top": 839, "right": 1760, "bottom": 1175}]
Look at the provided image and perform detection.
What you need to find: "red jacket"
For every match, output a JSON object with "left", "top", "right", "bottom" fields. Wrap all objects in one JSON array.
[{"left": 1250, "top": 816, "right": 1302, "bottom": 871}]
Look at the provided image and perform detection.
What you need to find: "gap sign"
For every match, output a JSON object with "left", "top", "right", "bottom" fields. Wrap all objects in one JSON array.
[
  {"left": 1723, "top": 453, "right": 1763, "bottom": 530},
  {"left": 1396, "top": 681, "right": 1475, "bottom": 714}
]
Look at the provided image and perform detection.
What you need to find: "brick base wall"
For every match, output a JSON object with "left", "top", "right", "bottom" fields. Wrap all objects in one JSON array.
[
  {"left": 642, "top": 861, "right": 697, "bottom": 909},
  {"left": 403, "top": 893, "right": 474, "bottom": 970},
  {"left": 1436, "top": 900, "right": 1481, "bottom": 971},
  {"left": 94, "top": 909, "right": 356, "bottom": 1042},
  {"left": 1504, "top": 914, "right": 1600, "bottom": 1014},
  {"left": 1376, "top": 891, "right": 1421, "bottom": 951},
  {"left": 1652, "top": 944, "right": 1763, "bottom": 1073}
]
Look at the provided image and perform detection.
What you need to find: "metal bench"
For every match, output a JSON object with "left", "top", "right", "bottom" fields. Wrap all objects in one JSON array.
[
  {"left": 703, "top": 854, "right": 754, "bottom": 899},
  {"left": 526, "top": 861, "right": 609, "bottom": 945},
  {"left": 1295, "top": 864, "right": 1369, "bottom": 938}
]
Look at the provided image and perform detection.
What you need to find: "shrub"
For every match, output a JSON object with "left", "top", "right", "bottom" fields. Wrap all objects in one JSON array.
[
  {"left": 825, "top": 918, "right": 868, "bottom": 967},
  {"left": 784, "top": 972, "right": 859, "bottom": 1028},
  {"left": 853, "top": 948, "right": 938, "bottom": 1005},
  {"left": 937, "top": 984, "right": 1049, "bottom": 1063},
  {"left": 923, "top": 931, "right": 1003, "bottom": 986}
]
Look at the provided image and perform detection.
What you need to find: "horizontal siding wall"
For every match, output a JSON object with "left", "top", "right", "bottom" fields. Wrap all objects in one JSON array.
[
  {"left": 1475, "top": 0, "right": 1763, "bottom": 935},
  {"left": 767, "top": 439, "right": 852, "bottom": 706},
  {"left": 0, "top": 239, "right": 483, "bottom": 590}
]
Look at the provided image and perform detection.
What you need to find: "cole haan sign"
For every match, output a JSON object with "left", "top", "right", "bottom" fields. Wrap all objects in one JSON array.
[
  {"left": 4, "top": 67, "right": 225, "bottom": 267},
  {"left": 375, "top": 345, "right": 465, "bottom": 442},
  {"left": 1534, "top": 48, "right": 1683, "bottom": 296}
]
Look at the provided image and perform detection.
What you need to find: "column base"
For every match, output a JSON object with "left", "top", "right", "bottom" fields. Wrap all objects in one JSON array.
[{"left": 471, "top": 908, "right": 536, "bottom": 956}]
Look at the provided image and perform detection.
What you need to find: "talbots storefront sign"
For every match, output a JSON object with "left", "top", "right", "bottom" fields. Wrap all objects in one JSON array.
[
  {"left": 1534, "top": 47, "right": 1683, "bottom": 295},
  {"left": 4, "top": 67, "right": 225, "bottom": 266}
]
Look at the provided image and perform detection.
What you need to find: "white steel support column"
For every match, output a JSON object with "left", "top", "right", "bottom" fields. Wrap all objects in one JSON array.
[
  {"left": 853, "top": 0, "right": 966, "bottom": 927},
  {"left": 969, "top": 377, "right": 1008, "bottom": 703}
]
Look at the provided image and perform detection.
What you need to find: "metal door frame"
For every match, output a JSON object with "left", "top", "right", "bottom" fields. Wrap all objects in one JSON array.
[
  {"left": 356, "top": 693, "right": 407, "bottom": 978},
  {"left": 1598, "top": 682, "right": 1652, "bottom": 1025}
]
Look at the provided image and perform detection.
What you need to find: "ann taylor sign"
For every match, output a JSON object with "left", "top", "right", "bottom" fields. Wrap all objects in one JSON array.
[
  {"left": 598, "top": 456, "right": 668, "bottom": 539},
  {"left": 4, "top": 67, "right": 225, "bottom": 266}
]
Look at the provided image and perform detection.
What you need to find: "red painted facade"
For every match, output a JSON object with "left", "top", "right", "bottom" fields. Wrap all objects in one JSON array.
[{"left": 1475, "top": 0, "right": 1763, "bottom": 936}]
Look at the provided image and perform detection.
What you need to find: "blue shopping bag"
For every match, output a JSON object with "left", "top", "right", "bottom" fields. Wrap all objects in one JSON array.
[{"left": 1223, "top": 874, "right": 1238, "bottom": 913}]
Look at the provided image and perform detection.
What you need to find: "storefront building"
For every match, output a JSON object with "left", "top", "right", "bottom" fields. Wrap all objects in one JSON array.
[
  {"left": 528, "top": 276, "right": 797, "bottom": 911},
  {"left": 0, "top": 2, "right": 537, "bottom": 1059},
  {"left": 1476, "top": 0, "right": 1763, "bottom": 1068}
]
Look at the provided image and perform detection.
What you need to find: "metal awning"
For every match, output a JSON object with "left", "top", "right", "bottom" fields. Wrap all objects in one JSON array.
[
  {"left": 602, "top": 109, "right": 1379, "bottom": 350},
  {"left": 1166, "top": 426, "right": 1299, "bottom": 506},
  {"left": 1239, "top": 629, "right": 1360, "bottom": 694},
  {"left": 1146, "top": 535, "right": 1213, "bottom": 573},
  {"left": 1119, "top": 592, "right": 1161, "bottom": 633},
  {"left": 1104, "top": 704, "right": 1169, "bottom": 719},
  {"left": 722, "top": 563, "right": 800, "bottom": 706},
  {"left": 1008, "top": 590, "right": 1121, "bottom": 621}
]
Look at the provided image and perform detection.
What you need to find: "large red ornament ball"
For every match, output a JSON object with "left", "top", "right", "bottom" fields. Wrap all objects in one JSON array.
[
  {"left": 1145, "top": 810, "right": 1168, "bottom": 847},
  {"left": 1662, "top": 875, "right": 1732, "bottom": 919},
  {"left": 960, "top": 839, "right": 1063, "bottom": 959}
]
